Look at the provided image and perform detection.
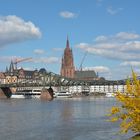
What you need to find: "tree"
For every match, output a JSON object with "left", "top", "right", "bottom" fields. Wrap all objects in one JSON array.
[{"left": 109, "top": 71, "right": 140, "bottom": 134}]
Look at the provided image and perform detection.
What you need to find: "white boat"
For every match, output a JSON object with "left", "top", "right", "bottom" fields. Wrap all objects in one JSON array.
[
  {"left": 54, "top": 91, "right": 72, "bottom": 98},
  {"left": 105, "top": 92, "right": 114, "bottom": 97},
  {"left": 11, "top": 94, "right": 25, "bottom": 99},
  {"left": 11, "top": 89, "right": 41, "bottom": 99}
]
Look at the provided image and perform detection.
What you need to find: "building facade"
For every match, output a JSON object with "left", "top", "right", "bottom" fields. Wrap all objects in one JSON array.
[
  {"left": 0, "top": 72, "right": 5, "bottom": 84},
  {"left": 3, "top": 61, "right": 45, "bottom": 84}
]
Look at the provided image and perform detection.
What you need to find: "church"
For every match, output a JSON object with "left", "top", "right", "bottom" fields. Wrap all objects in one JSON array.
[{"left": 60, "top": 37, "right": 100, "bottom": 81}]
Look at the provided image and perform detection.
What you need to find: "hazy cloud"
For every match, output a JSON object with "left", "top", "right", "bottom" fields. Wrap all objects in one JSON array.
[
  {"left": 116, "top": 32, "right": 140, "bottom": 40},
  {"left": 33, "top": 57, "right": 59, "bottom": 64},
  {"left": 76, "top": 32, "right": 140, "bottom": 61},
  {"left": 107, "top": 6, "right": 123, "bottom": 15},
  {"left": 95, "top": 35, "right": 108, "bottom": 42},
  {"left": 0, "top": 56, "right": 18, "bottom": 62},
  {"left": 52, "top": 48, "right": 63, "bottom": 52},
  {"left": 83, "top": 66, "right": 110, "bottom": 73},
  {"left": 34, "top": 49, "right": 45, "bottom": 54},
  {"left": 0, "top": 55, "right": 59, "bottom": 66},
  {"left": 59, "top": 11, "right": 78, "bottom": 18},
  {"left": 120, "top": 61, "right": 140, "bottom": 67},
  {"left": 0, "top": 15, "right": 41, "bottom": 47},
  {"left": 95, "top": 32, "right": 140, "bottom": 42}
]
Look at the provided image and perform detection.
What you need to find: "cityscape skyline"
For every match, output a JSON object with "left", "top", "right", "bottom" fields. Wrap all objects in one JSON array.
[{"left": 0, "top": 0, "right": 140, "bottom": 80}]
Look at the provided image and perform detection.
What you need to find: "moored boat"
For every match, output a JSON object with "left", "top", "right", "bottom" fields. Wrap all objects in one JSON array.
[
  {"left": 105, "top": 92, "right": 114, "bottom": 97},
  {"left": 54, "top": 91, "right": 72, "bottom": 98},
  {"left": 11, "top": 89, "right": 41, "bottom": 99}
]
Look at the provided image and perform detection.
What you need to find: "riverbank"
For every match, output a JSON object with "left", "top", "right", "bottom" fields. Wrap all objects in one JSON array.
[{"left": 129, "top": 134, "right": 140, "bottom": 140}]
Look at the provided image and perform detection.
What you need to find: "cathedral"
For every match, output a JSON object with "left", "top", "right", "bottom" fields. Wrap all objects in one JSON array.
[
  {"left": 60, "top": 37, "right": 75, "bottom": 78},
  {"left": 60, "top": 37, "right": 100, "bottom": 81}
]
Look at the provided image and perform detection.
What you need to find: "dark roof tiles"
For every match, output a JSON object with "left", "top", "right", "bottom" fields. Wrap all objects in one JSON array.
[{"left": 75, "top": 70, "right": 97, "bottom": 79}]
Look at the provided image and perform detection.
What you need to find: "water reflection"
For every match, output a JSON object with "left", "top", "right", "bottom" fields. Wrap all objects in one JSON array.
[{"left": 0, "top": 97, "right": 133, "bottom": 140}]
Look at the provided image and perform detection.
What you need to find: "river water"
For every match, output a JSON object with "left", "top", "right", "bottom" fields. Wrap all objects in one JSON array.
[{"left": 0, "top": 97, "right": 133, "bottom": 140}]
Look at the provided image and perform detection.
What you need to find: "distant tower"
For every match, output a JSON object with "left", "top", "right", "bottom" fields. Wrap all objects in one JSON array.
[
  {"left": 60, "top": 36, "right": 75, "bottom": 78},
  {"left": 9, "top": 60, "right": 14, "bottom": 73}
]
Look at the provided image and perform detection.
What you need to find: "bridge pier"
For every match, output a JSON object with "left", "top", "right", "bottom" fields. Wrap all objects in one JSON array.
[
  {"left": 40, "top": 87, "right": 54, "bottom": 101},
  {"left": 0, "top": 87, "right": 12, "bottom": 98}
]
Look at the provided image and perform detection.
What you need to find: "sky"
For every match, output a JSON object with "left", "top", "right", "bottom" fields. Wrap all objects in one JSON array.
[{"left": 0, "top": 0, "right": 140, "bottom": 80}]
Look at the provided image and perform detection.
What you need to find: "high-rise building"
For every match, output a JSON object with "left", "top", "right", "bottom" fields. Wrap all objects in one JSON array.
[{"left": 60, "top": 37, "right": 75, "bottom": 78}]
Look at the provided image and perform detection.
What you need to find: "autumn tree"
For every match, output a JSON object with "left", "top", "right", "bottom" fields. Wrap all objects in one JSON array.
[{"left": 109, "top": 71, "right": 140, "bottom": 134}]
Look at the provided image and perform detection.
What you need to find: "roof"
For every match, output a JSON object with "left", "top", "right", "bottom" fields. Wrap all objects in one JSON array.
[
  {"left": 39, "top": 68, "right": 46, "bottom": 74},
  {"left": 24, "top": 70, "right": 34, "bottom": 77},
  {"left": 75, "top": 70, "right": 97, "bottom": 79}
]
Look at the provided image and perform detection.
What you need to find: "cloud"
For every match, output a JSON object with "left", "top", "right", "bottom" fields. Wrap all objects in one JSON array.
[
  {"left": 95, "top": 32, "right": 140, "bottom": 42},
  {"left": 83, "top": 66, "right": 112, "bottom": 80},
  {"left": 33, "top": 57, "right": 59, "bottom": 64},
  {"left": 107, "top": 6, "right": 123, "bottom": 15},
  {"left": 0, "top": 55, "right": 59, "bottom": 64},
  {"left": 120, "top": 61, "right": 140, "bottom": 67},
  {"left": 83, "top": 66, "right": 110, "bottom": 73},
  {"left": 76, "top": 32, "right": 140, "bottom": 61},
  {"left": 0, "top": 56, "right": 23, "bottom": 63},
  {"left": 59, "top": 11, "right": 78, "bottom": 18},
  {"left": 52, "top": 48, "right": 63, "bottom": 52},
  {"left": 95, "top": 35, "right": 108, "bottom": 42},
  {"left": 116, "top": 32, "right": 140, "bottom": 40},
  {"left": 107, "top": 66, "right": 132, "bottom": 80},
  {"left": 0, "top": 15, "right": 41, "bottom": 47},
  {"left": 34, "top": 49, "right": 45, "bottom": 54}
]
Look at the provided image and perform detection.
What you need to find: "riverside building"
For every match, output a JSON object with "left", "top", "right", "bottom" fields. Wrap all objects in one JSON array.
[{"left": 0, "top": 61, "right": 47, "bottom": 84}]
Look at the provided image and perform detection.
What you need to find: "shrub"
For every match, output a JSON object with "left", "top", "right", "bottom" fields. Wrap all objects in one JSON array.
[{"left": 109, "top": 70, "right": 140, "bottom": 134}]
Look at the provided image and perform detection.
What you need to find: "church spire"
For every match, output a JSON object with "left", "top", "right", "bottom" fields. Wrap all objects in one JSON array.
[
  {"left": 61, "top": 36, "right": 75, "bottom": 78},
  {"left": 9, "top": 60, "right": 14, "bottom": 73},
  {"left": 66, "top": 35, "right": 70, "bottom": 48}
]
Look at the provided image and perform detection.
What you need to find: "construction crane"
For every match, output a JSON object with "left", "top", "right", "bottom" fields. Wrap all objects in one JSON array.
[
  {"left": 13, "top": 57, "right": 32, "bottom": 70},
  {"left": 79, "top": 52, "right": 87, "bottom": 71}
]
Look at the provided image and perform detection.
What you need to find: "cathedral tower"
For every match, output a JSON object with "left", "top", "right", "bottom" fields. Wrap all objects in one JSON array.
[{"left": 60, "top": 36, "right": 75, "bottom": 78}]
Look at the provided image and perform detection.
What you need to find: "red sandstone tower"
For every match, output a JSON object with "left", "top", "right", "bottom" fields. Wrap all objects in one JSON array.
[{"left": 61, "top": 37, "right": 75, "bottom": 78}]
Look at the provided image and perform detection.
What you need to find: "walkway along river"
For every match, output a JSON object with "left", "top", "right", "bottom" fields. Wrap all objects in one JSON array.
[{"left": 0, "top": 97, "right": 133, "bottom": 140}]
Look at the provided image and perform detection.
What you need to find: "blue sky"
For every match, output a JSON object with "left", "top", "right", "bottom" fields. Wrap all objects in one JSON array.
[{"left": 0, "top": 0, "right": 140, "bottom": 80}]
